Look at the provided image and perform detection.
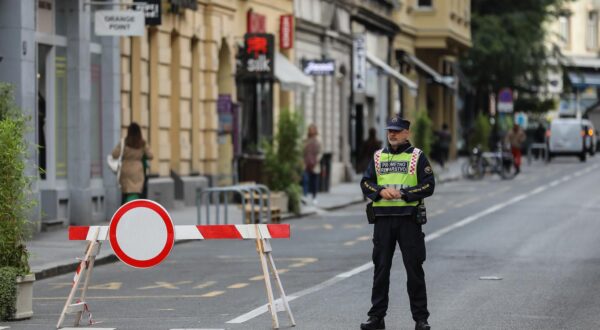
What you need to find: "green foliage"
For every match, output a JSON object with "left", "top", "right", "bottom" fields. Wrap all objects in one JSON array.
[
  {"left": 285, "top": 184, "right": 302, "bottom": 215},
  {"left": 0, "top": 83, "right": 32, "bottom": 275},
  {"left": 262, "top": 109, "right": 304, "bottom": 214},
  {"left": 470, "top": 113, "right": 492, "bottom": 151},
  {"left": 0, "top": 267, "right": 18, "bottom": 320},
  {"left": 411, "top": 110, "right": 434, "bottom": 157},
  {"left": 461, "top": 0, "right": 571, "bottom": 112}
]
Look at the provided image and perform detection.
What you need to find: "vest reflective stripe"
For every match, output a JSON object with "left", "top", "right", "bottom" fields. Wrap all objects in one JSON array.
[{"left": 373, "top": 148, "right": 421, "bottom": 208}]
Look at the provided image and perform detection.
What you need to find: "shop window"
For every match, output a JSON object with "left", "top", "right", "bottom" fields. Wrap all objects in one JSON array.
[
  {"left": 559, "top": 15, "right": 570, "bottom": 46},
  {"left": 55, "top": 46, "right": 68, "bottom": 178},
  {"left": 587, "top": 11, "right": 598, "bottom": 50},
  {"left": 90, "top": 53, "right": 103, "bottom": 177},
  {"left": 417, "top": 0, "right": 433, "bottom": 9}
]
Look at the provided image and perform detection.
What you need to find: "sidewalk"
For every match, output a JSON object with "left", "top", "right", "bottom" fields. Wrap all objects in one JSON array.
[{"left": 27, "top": 159, "right": 462, "bottom": 280}]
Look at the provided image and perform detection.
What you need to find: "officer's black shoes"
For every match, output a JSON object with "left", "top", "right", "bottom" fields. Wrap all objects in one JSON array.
[
  {"left": 415, "top": 319, "right": 431, "bottom": 330},
  {"left": 360, "top": 316, "right": 385, "bottom": 330}
]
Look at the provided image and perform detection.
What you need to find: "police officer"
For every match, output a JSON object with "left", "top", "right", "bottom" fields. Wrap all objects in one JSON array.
[{"left": 360, "top": 116, "right": 434, "bottom": 330}]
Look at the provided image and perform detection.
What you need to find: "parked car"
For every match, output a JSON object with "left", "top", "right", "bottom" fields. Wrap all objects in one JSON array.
[
  {"left": 547, "top": 117, "right": 587, "bottom": 162},
  {"left": 582, "top": 119, "right": 596, "bottom": 156}
]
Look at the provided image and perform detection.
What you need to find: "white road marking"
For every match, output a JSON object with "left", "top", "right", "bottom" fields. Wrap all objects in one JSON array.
[
  {"left": 0, "top": 327, "right": 10, "bottom": 330},
  {"left": 62, "top": 328, "right": 115, "bottom": 330},
  {"left": 227, "top": 163, "right": 600, "bottom": 325}
]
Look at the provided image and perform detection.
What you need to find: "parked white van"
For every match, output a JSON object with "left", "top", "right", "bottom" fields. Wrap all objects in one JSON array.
[{"left": 548, "top": 117, "right": 587, "bottom": 162}]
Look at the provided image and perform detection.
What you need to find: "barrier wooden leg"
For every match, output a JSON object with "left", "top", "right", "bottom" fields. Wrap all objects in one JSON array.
[
  {"left": 73, "top": 240, "right": 101, "bottom": 326},
  {"left": 255, "top": 226, "right": 279, "bottom": 329},
  {"left": 57, "top": 228, "right": 100, "bottom": 329},
  {"left": 264, "top": 239, "right": 296, "bottom": 327}
]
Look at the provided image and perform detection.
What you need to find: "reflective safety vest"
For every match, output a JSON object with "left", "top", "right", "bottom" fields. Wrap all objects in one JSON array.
[{"left": 372, "top": 147, "right": 421, "bottom": 208}]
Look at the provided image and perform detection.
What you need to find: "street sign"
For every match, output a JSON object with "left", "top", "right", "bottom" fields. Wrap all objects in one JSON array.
[
  {"left": 353, "top": 34, "right": 366, "bottom": 93},
  {"left": 108, "top": 199, "right": 174, "bottom": 268},
  {"left": 498, "top": 88, "right": 514, "bottom": 113},
  {"left": 134, "top": 0, "right": 162, "bottom": 26},
  {"left": 515, "top": 112, "right": 528, "bottom": 128},
  {"left": 302, "top": 59, "right": 335, "bottom": 75},
  {"left": 94, "top": 10, "right": 145, "bottom": 36}
]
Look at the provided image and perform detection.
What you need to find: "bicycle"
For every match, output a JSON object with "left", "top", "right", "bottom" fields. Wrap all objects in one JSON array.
[{"left": 462, "top": 144, "right": 516, "bottom": 180}]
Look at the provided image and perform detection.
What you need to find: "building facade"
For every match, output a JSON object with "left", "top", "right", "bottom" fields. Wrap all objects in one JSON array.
[
  {"left": 294, "top": 0, "right": 353, "bottom": 184},
  {"left": 547, "top": 0, "right": 600, "bottom": 115},
  {"left": 394, "top": 0, "right": 472, "bottom": 158},
  {"left": 120, "top": 0, "right": 239, "bottom": 208},
  {"left": 0, "top": 0, "right": 121, "bottom": 230}
]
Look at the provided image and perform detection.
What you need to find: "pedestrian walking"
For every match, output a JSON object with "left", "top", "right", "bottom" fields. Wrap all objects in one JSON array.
[
  {"left": 434, "top": 123, "right": 451, "bottom": 168},
  {"left": 360, "top": 115, "right": 435, "bottom": 330},
  {"left": 505, "top": 123, "right": 526, "bottom": 175},
  {"left": 111, "top": 122, "right": 153, "bottom": 204},
  {"left": 533, "top": 122, "right": 546, "bottom": 159},
  {"left": 358, "top": 128, "right": 383, "bottom": 174},
  {"left": 302, "top": 124, "right": 322, "bottom": 205}
]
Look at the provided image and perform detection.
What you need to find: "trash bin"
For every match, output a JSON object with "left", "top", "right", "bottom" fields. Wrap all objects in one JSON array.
[{"left": 319, "top": 153, "right": 332, "bottom": 192}]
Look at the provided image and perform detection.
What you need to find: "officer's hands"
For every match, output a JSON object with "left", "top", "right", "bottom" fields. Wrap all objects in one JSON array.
[{"left": 380, "top": 188, "right": 402, "bottom": 200}]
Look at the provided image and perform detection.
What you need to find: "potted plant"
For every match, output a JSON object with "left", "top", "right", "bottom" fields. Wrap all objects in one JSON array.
[
  {"left": 0, "top": 83, "right": 36, "bottom": 321},
  {"left": 262, "top": 108, "right": 304, "bottom": 215}
]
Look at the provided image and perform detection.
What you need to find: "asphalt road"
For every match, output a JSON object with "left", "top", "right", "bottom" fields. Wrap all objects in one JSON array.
[{"left": 4, "top": 156, "right": 600, "bottom": 330}]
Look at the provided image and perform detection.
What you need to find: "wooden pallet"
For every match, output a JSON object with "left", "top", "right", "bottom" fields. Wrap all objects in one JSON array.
[{"left": 244, "top": 205, "right": 281, "bottom": 224}]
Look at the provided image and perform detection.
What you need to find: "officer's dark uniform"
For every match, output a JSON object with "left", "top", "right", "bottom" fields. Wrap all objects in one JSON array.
[{"left": 360, "top": 118, "right": 435, "bottom": 330}]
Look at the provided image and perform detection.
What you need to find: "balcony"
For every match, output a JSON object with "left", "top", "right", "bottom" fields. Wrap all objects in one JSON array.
[{"left": 408, "top": 0, "right": 472, "bottom": 51}]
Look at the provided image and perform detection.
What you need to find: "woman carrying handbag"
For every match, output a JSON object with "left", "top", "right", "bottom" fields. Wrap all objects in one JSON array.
[{"left": 110, "top": 122, "right": 153, "bottom": 204}]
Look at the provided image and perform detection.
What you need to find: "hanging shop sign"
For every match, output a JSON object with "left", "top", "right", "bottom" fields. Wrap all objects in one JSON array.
[
  {"left": 167, "top": 0, "right": 197, "bottom": 13},
  {"left": 247, "top": 10, "right": 266, "bottom": 33},
  {"left": 353, "top": 34, "right": 366, "bottom": 93},
  {"left": 280, "top": 15, "right": 294, "bottom": 50},
  {"left": 134, "top": 0, "right": 161, "bottom": 26},
  {"left": 95, "top": 10, "right": 145, "bottom": 36},
  {"left": 239, "top": 33, "right": 275, "bottom": 79},
  {"left": 302, "top": 59, "right": 335, "bottom": 76}
]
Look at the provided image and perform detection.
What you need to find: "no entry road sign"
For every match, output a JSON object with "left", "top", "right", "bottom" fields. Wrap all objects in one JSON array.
[{"left": 109, "top": 199, "right": 175, "bottom": 268}]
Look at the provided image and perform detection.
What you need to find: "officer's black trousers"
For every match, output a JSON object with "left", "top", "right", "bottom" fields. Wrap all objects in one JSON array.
[{"left": 368, "top": 216, "right": 429, "bottom": 322}]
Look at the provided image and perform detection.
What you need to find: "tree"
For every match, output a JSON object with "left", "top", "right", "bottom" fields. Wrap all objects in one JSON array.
[{"left": 461, "top": 0, "right": 572, "bottom": 114}]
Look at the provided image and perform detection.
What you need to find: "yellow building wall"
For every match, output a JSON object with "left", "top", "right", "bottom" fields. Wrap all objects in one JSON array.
[{"left": 121, "top": 1, "right": 238, "bottom": 179}]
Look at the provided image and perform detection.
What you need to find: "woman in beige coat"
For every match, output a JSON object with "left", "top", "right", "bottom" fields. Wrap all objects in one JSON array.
[{"left": 112, "top": 122, "right": 153, "bottom": 204}]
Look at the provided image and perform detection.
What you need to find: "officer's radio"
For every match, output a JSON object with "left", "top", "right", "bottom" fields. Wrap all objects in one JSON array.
[
  {"left": 366, "top": 202, "right": 376, "bottom": 224},
  {"left": 415, "top": 200, "right": 427, "bottom": 225}
]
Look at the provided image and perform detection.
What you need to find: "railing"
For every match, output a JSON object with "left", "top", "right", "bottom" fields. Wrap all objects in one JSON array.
[{"left": 196, "top": 184, "right": 272, "bottom": 225}]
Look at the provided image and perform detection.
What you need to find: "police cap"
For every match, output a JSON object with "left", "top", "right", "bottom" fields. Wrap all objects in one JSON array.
[{"left": 386, "top": 115, "right": 410, "bottom": 131}]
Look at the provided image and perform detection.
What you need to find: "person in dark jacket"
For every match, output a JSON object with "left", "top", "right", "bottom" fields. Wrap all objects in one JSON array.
[{"left": 360, "top": 115, "right": 435, "bottom": 330}]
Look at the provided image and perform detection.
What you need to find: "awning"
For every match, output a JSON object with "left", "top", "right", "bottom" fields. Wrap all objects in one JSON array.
[
  {"left": 569, "top": 56, "right": 600, "bottom": 69},
  {"left": 366, "top": 52, "right": 418, "bottom": 92},
  {"left": 404, "top": 53, "right": 455, "bottom": 90},
  {"left": 275, "top": 52, "right": 314, "bottom": 91},
  {"left": 567, "top": 71, "right": 600, "bottom": 89}
]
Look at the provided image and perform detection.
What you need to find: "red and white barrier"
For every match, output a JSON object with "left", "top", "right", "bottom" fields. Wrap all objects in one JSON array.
[
  {"left": 69, "top": 224, "right": 290, "bottom": 241},
  {"left": 58, "top": 200, "right": 295, "bottom": 330}
]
